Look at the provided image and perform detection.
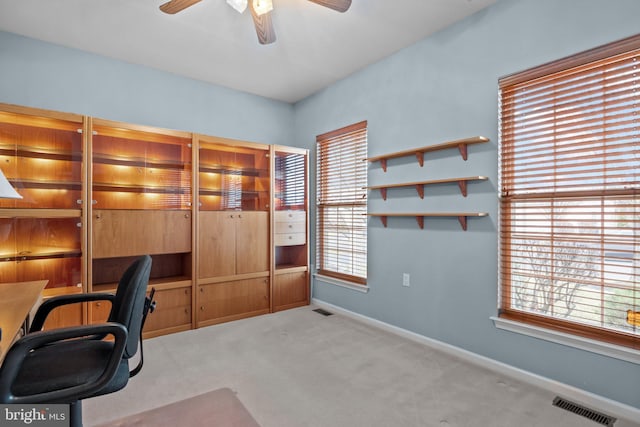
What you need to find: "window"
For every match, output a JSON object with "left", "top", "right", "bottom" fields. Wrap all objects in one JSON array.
[
  {"left": 499, "top": 34, "right": 640, "bottom": 349},
  {"left": 316, "top": 121, "right": 368, "bottom": 284}
]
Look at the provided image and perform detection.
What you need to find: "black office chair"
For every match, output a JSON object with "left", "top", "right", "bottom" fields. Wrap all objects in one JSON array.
[{"left": 0, "top": 255, "right": 154, "bottom": 427}]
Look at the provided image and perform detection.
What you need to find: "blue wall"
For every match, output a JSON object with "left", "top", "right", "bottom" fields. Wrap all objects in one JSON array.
[
  {"left": 295, "top": 0, "right": 640, "bottom": 410},
  {"left": 1, "top": 0, "right": 639, "bottom": 410},
  {"left": 0, "top": 31, "right": 293, "bottom": 145}
]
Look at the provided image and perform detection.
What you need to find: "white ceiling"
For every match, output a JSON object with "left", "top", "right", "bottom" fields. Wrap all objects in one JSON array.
[{"left": 0, "top": 0, "right": 496, "bottom": 103}]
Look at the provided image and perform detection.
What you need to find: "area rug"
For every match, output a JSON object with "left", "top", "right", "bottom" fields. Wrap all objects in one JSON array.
[{"left": 95, "top": 388, "right": 260, "bottom": 427}]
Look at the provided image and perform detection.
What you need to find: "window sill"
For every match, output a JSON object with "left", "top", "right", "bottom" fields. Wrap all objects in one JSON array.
[
  {"left": 313, "top": 274, "right": 369, "bottom": 293},
  {"left": 491, "top": 316, "right": 640, "bottom": 365}
]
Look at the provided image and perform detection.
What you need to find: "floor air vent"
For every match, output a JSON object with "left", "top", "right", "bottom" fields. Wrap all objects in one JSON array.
[
  {"left": 552, "top": 397, "right": 616, "bottom": 426},
  {"left": 313, "top": 308, "right": 333, "bottom": 316}
]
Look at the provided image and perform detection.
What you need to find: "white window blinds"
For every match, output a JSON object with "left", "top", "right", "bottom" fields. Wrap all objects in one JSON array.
[
  {"left": 316, "top": 121, "right": 368, "bottom": 284},
  {"left": 499, "top": 34, "right": 640, "bottom": 349}
]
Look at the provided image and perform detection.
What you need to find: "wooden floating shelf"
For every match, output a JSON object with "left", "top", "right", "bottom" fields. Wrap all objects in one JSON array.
[
  {"left": 366, "top": 176, "right": 488, "bottom": 199},
  {"left": 367, "top": 212, "right": 488, "bottom": 230},
  {"left": 365, "top": 136, "right": 489, "bottom": 172}
]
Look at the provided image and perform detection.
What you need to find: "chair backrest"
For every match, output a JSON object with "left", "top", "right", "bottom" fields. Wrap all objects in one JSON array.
[{"left": 108, "top": 255, "right": 152, "bottom": 359}]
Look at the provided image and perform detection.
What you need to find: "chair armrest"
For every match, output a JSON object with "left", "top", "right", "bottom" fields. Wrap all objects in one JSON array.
[
  {"left": 0, "top": 323, "right": 128, "bottom": 404},
  {"left": 30, "top": 293, "right": 115, "bottom": 332}
]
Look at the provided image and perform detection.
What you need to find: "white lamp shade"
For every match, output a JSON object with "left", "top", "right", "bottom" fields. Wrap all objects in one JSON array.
[
  {"left": 252, "top": 0, "right": 273, "bottom": 15},
  {"left": 0, "top": 169, "right": 22, "bottom": 199},
  {"left": 226, "top": 0, "right": 247, "bottom": 13}
]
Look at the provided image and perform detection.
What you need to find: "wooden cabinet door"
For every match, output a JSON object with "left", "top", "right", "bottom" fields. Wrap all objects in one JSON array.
[
  {"left": 143, "top": 287, "right": 192, "bottom": 334},
  {"left": 198, "top": 277, "right": 269, "bottom": 325},
  {"left": 235, "top": 211, "right": 269, "bottom": 274},
  {"left": 273, "top": 270, "right": 308, "bottom": 311},
  {"left": 92, "top": 210, "right": 191, "bottom": 258},
  {"left": 198, "top": 211, "right": 236, "bottom": 278},
  {"left": 89, "top": 299, "right": 112, "bottom": 323}
]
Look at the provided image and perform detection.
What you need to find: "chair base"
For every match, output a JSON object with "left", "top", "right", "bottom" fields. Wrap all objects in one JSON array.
[{"left": 70, "top": 401, "right": 82, "bottom": 427}]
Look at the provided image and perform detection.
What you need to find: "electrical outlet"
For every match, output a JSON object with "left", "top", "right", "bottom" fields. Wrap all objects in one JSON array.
[{"left": 402, "top": 273, "right": 410, "bottom": 287}]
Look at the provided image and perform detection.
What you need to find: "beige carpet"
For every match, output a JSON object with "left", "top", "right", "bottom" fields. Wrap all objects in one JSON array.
[
  {"left": 95, "top": 388, "right": 260, "bottom": 427},
  {"left": 85, "top": 306, "right": 640, "bottom": 427}
]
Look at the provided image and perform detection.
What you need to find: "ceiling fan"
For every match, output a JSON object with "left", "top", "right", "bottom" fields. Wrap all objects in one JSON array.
[{"left": 159, "top": 0, "right": 352, "bottom": 45}]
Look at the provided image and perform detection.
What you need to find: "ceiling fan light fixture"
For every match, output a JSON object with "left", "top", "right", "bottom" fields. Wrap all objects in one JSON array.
[
  {"left": 252, "top": 0, "right": 273, "bottom": 16},
  {"left": 226, "top": 0, "right": 248, "bottom": 13}
]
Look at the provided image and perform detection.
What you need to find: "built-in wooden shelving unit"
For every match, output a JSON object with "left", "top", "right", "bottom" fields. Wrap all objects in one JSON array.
[
  {"left": 89, "top": 119, "right": 194, "bottom": 338},
  {"left": 0, "top": 106, "right": 84, "bottom": 307},
  {"left": 366, "top": 136, "right": 489, "bottom": 172},
  {"left": 272, "top": 146, "right": 309, "bottom": 312},
  {"left": 366, "top": 175, "right": 488, "bottom": 199},
  {"left": 367, "top": 212, "right": 488, "bottom": 230},
  {"left": 0, "top": 102, "right": 311, "bottom": 337}
]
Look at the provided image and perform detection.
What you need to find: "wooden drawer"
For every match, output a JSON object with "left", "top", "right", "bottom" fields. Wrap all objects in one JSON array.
[
  {"left": 144, "top": 287, "right": 192, "bottom": 332},
  {"left": 274, "top": 211, "right": 306, "bottom": 246},
  {"left": 89, "top": 299, "right": 113, "bottom": 323},
  {"left": 274, "top": 221, "right": 305, "bottom": 234},
  {"left": 274, "top": 210, "right": 306, "bottom": 223},
  {"left": 274, "top": 232, "right": 306, "bottom": 246},
  {"left": 197, "top": 277, "right": 269, "bottom": 325}
]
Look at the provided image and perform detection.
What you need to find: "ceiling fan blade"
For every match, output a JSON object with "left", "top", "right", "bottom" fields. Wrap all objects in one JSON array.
[
  {"left": 307, "top": 0, "right": 351, "bottom": 13},
  {"left": 159, "top": 0, "right": 202, "bottom": 14},
  {"left": 249, "top": 3, "right": 276, "bottom": 45}
]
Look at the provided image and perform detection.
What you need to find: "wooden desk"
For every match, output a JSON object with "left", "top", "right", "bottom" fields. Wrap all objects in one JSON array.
[{"left": 0, "top": 280, "right": 48, "bottom": 363}]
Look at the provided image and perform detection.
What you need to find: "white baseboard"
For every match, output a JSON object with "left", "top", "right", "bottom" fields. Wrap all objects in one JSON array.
[{"left": 311, "top": 298, "right": 640, "bottom": 423}]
